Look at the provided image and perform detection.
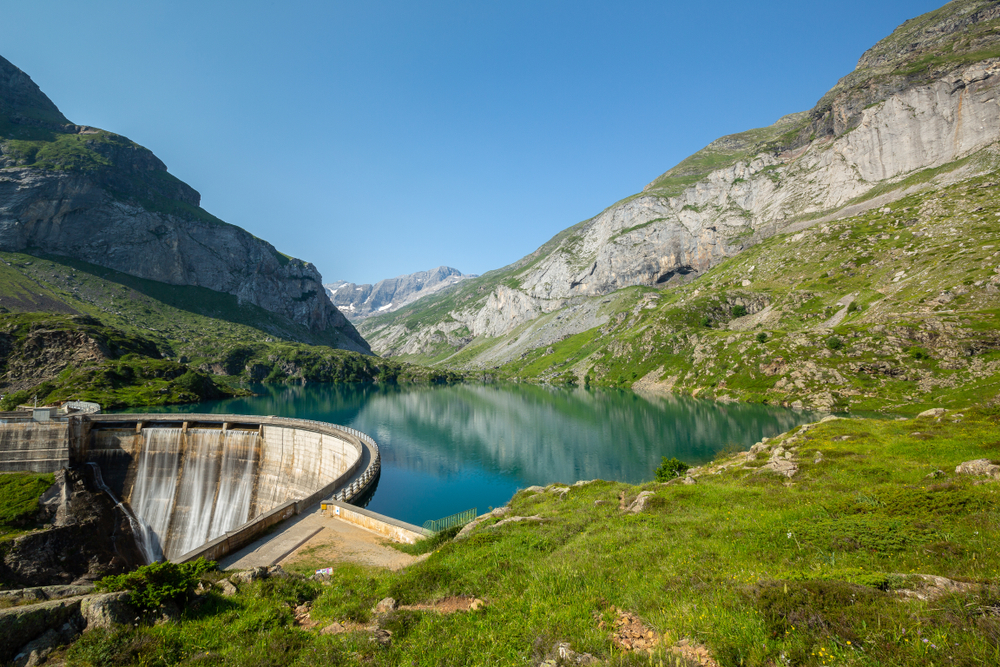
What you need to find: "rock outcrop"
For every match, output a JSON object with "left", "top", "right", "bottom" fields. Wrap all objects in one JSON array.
[
  {"left": 0, "top": 55, "right": 368, "bottom": 353},
  {"left": 362, "top": 0, "right": 1000, "bottom": 361},
  {"left": 325, "top": 266, "right": 475, "bottom": 320},
  {"left": 1, "top": 467, "right": 145, "bottom": 588}
]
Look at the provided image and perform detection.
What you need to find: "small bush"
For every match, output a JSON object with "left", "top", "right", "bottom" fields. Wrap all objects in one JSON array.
[
  {"left": 655, "top": 457, "right": 691, "bottom": 481},
  {"left": 756, "top": 332, "right": 768, "bottom": 344},
  {"left": 732, "top": 305, "right": 748, "bottom": 318},
  {"left": 700, "top": 316, "right": 712, "bottom": 328},
  {"left": 907, "top": 346, "right": 931, "bottom": 360},
  {"left": 825, "top": 336, "right": 844, "bottom": 351},
  {"left": 96, "top": 558, "right": 217, "bottom": 610}
]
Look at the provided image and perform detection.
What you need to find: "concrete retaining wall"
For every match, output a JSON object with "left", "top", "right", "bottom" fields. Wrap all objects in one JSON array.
[{"left": 322, "top": 499, "right": 430, "bottom": 544}]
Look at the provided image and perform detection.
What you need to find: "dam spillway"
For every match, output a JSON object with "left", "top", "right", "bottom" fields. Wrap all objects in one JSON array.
[
  {"left": 125, "top": 428, "right": 261, "bottom": 561},
  {"left": 0, "top": 411, "right": 381, "bottom": 563}
]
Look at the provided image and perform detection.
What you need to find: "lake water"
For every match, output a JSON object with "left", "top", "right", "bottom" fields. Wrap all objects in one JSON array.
[{"left": 121, "top": 383, "right": 816, "bottom": 527}]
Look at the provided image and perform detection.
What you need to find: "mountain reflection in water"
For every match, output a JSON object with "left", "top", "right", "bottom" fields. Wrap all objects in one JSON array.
[{"left": 121, "top": 383, "right": 817, "bottom": 526}]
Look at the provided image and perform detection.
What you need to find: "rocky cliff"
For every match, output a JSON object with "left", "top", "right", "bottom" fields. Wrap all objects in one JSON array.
[
  {"left": 361, "top": 0, "right": 1000, "bottom": 362},
  {"left": 0, "top": 55, "right": 369, "bottom": 354},
  {"left": 325, "top": 266, "right": 475, "bottom": 320}
]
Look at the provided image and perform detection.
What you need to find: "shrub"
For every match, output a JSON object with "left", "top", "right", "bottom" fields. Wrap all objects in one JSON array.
[
  {"left": 95, "top": 558, "right": 217, "bottom": 610},
  {"left": 756, "top": 332, "right": 768, "bottom": 344},
  {"left": 825, "top": 336, "right": 844, "bottom": 351},
  {"left": 907, "top": 346, "right": 930, "bottom": 360},
  {"left": 732, "top": 305, "right": 748, "bottom": 318},
  {"left": 655, "top": 457, "right": 691, "bottom": 481},
  {"left": 700, "top": 316, "right": 712, "bottom": 328}
]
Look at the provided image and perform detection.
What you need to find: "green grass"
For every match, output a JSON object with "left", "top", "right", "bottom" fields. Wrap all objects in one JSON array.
[
  {"left": 0, "top": 472, "right": 54, "bottom": 542},
  {"left": 0, "top": 252, "right": 465, "bottom": 409},
  {"left": 59, "top": 408, "right": 1000, "bottom": 666},
  {"left": 436, "top": 168, "right": 1000, "bottom": 414}
]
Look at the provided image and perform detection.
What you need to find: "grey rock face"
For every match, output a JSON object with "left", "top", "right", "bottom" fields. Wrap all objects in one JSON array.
[
  {"left": 364, "top": 8, "right": 1000, "bottom": 361},
  {"left": 0, "top": 55, "right": 367, "bottom": 353},
  {"left": 326, "top": 266, "right": 475, "bottom": 320},
  {"left": 0, "top": 597, "right": 81, "bottom": 663}
]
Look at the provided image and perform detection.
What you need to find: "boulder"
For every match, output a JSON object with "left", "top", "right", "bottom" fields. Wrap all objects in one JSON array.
[
  {"left": 229, "top": 567, "right": 268, "bottom": 585},
  {"left": 320, "top": 621, "right": 347, "bottom": 635},
  {"left": 12, "top": 623, "right": 78, "bottom": 667},
  {"left": 215, "top": 580, "right": 238, "bottom": 596},
  {"left": 624, "top": 491, "right": 655, "bottom": 514},
  {"left": 81, "top": 591, "right": 136, "bottom": 631},
  {"left": 917, "top": 408, "right": 947, "bottom": 419},
  {"left": 0, "top": 597, "right": 82, "bottom": 663},
  {"left": 372, "top": 597, "right": 398, "bottom": 615},
  {"left": 955, "top": 459, "right": 1000, "bottom": 478},
  {"left": 762, "top": 459, "right": 799, "bottom": 478}
]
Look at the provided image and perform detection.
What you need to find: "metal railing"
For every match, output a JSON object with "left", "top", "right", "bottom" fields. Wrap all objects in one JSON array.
[
  {"left": 423, "top": 507, "right": 477, "bottom": 533},
  {"left": 87, "top": 413, "right": 382, "bottom": 507}
]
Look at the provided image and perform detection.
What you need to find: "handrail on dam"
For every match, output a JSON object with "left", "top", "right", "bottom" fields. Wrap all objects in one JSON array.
[{"left": 77, "top": 413, "right": 381, "bottom": 563}]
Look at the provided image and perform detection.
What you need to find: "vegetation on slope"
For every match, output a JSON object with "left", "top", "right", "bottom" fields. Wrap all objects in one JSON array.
[
  {"left": 645, "top": 0, "right": 1000, "bottom": 197},
  {"left": 460, "top": 163, "right": 1000, "bottom": 415},
  {"left": 57, "top": 408, "right": 1000, "bottom": 666},
  {"left": 0, "top": 472, "right": 53, "bottom": 543},
  {"left": 0, "top": 254, "right": 462, "bottom": 410},
  {"left": 0, "top": 313, "right": 245, "bottom": 410}
]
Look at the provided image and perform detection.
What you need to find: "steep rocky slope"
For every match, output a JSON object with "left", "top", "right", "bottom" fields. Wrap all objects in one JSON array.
[
  {"left": 360, "top": 0, "right": 1000, "bottom": 411},
  {"left": 325, "top": 266, "right": 475, "bottom": 320},
  {"left": 0, "top": 55, "right": 368, "bottom": 354}
]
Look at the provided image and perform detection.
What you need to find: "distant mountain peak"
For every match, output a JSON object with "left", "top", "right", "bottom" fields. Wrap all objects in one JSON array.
[{"left": 325, "top": 266, "right": 476, "bottom": 320}]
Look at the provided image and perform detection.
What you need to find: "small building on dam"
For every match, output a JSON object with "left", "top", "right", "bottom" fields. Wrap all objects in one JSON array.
[{"left": 0, "top": 408, "right": 381, "bottom": 564}]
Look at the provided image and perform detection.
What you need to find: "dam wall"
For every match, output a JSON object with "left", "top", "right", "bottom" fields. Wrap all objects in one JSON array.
[
  {"left": 0, "top": 413, "right": 381, "bottom": 563},
  {"left": 0, "top": 420, "right": 70, "bottom": 474}
]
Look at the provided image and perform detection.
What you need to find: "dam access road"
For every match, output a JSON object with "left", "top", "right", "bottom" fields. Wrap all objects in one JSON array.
[{"left": 220, "top": 503, "right": 426, "bottom": 571}]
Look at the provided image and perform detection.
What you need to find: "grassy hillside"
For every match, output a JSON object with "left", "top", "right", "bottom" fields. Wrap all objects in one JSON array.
[
  {"left": 60, "top": 408, "right": 1000, "bottom": 666},
  {"left": 0, "top": 472, "right": 54, "bottom": 544},
  {"left": 0, "top": 254, "right": 462, "bottom": 410},
  {"left": 421, "top": 158, "right": 1000, "bottom": 415}
]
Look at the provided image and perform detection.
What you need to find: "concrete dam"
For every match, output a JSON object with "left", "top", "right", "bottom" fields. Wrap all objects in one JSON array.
[{"left": 0, "top": 410, "right": 381, "bottom": 563}]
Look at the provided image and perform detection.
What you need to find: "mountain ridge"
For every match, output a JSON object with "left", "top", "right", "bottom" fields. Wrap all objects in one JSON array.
[
  {"left": 325, "top": 266, "right": 476, "bottom": 321},
  {"left": 0, "top": 55, "right": 369, "bottom": 354},
  {"left": 358, "top": 0, "right": 1000, "bottom": 412}
]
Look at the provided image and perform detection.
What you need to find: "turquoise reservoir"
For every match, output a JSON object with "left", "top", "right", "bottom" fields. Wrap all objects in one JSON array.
[{"left": 121, "top": 383, "right": 816, "bottom": 526}]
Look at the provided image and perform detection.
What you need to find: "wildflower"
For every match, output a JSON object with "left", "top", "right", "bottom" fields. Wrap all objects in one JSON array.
[{"left": 787, "top": 532, "right": 792, "bottom": 539}]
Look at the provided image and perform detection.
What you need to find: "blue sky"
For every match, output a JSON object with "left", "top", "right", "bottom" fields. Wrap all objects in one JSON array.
[{"left": 4, "top": 0, "right": 944, "bottom": 284}]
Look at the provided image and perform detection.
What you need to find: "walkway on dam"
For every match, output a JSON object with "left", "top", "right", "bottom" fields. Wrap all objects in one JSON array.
[{"left": 220, "top": 505, "right": 420, "bottom": 572}]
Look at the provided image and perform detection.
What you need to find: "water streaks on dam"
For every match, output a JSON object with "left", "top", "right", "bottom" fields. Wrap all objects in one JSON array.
[
  {"left": 128, "top": 428, "right": 261, "bottom": 561},
  {"left": 0, "top": 411, "right": 381, "bottom": 563}
]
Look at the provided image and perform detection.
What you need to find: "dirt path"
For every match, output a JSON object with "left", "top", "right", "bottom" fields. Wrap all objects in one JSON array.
[{"left": 279, "top": 513, "right": 422, "bottom": 571}]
